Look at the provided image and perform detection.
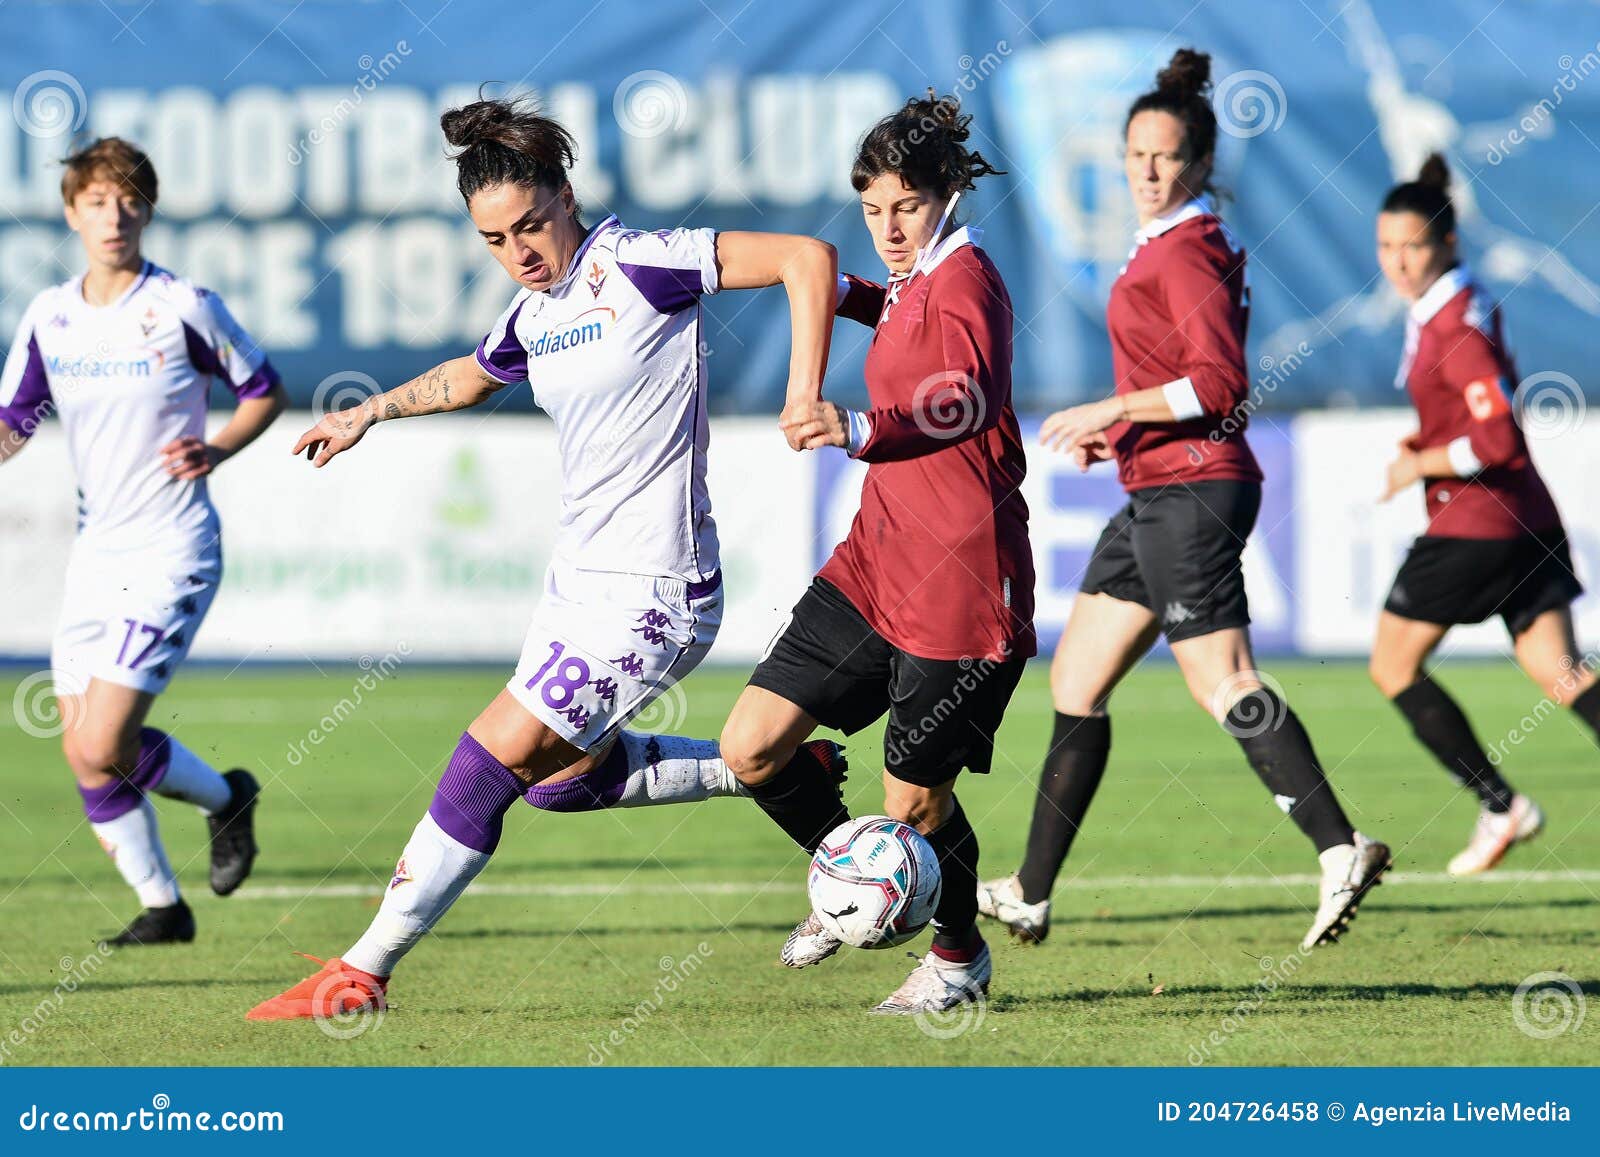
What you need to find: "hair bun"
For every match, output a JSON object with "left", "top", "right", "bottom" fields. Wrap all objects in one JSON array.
[
  {"left": 441, "top": 99, "right": 513, "bottom": 150},
  {"left": 1156, "top": 47, "right": 1212, "bottom": 100},
  {"left": 1416, "top": 152, "right": 1451, "bottom": 191}
]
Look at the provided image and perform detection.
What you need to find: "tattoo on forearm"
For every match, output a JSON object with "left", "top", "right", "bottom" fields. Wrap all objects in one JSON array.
[{"left": 384, "top": 401, "right": 401, "bottom": 421}]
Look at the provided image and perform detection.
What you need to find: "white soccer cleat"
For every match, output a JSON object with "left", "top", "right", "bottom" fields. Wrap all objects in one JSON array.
[
  {"left": 1447, "top": 794, "right": 1544, "bottom": 876},
  {"left": 1300, "top": 832, "right": 1392, "bottom": 951},
  {"left": 871, "top": 942, "right": 992, "bottom": 1015},
  {"left": 975, "top": 874, "right": 1050, "bottom": 944},
  {"left": 779, "top": 911, "right": 843, "bottom": 969}
]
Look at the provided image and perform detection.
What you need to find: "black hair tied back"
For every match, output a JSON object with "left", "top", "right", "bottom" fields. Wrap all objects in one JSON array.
[
  {"left": 850, "top": 90, "right": 1005, "bottom": 199},
  {"left": 1126, "top": 47, "right": 1220, "bottom": 186},
  {"left": 440, "top": 93, "right": 578, "bottom": 208},
  {"left": 1381, "top": 151, "right": 1455, "bottom": 243}
]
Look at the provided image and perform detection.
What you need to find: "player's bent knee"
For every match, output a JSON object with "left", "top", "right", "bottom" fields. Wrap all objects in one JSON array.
[{"left": 717, "top": 721, "right": 789, "bottom": 786}]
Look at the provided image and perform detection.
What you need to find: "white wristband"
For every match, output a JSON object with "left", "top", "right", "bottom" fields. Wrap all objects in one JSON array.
[
  {"left": 1446, "top": 435, "right": 1483, "bottom": 477},
  {"left": 1161, "top": 377, "right": 1204, "bottom": 422},
  {"left": 845, "top": 409, "right": 873, "bottom": 457}
]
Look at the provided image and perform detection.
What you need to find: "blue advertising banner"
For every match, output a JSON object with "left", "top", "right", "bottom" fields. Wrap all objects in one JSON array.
[{"left": 3, "top": 0, "right": 1596, "bottom": 414}]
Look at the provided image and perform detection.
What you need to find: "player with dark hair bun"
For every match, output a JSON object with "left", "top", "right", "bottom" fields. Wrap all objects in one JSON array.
[
  {"left": 1371, "top": 152, "right": 1595, "bottom": 874},
  {"left": 248, "top": 96, "right": 843, "bottom": 1021},
  {"left": 979, "top": 49, "right": 1390, "bottom": 953},
  {"left": 709, "top": 90, "right": 1032, "bottom": 1014}
]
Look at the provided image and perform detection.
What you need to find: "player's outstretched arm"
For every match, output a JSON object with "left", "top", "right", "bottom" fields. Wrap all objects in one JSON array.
[
  {"left": 162, "top": 383, "right": 288, "bottom": 481},
  {"left": 714, "top": 231, "right": 838, "bottom": 405},
  {"left": 0, "top": 419, "right": 28, "bottom": 464},
  {"left": 293, "top": 355, "right": 505, "bottom": 468}
]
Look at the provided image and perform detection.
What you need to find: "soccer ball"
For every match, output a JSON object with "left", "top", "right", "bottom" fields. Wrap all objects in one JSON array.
[{"left": 808, "top": 816, "right": 942, "bottom": 949}]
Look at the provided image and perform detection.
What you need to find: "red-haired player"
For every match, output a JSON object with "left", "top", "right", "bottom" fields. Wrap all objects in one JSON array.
[{"left": 1371, "top": 153, "right": 1594, "bottom": 874}]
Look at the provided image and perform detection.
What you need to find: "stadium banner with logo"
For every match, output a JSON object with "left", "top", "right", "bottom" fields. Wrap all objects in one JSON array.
[
  {"left": 2, "top": 0, "right": 1597, "bottom": 420},
  {"left": 1, "top": 411, "right": 1592, "bottom": 666}
]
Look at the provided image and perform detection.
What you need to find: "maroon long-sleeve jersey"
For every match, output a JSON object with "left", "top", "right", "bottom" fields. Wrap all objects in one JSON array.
[
  {"left": 1397, "top": 266, "right": 1561, "bottom": 539},
  {"left": 818, "top": 228, "right": 1036, "bottom": 662},
  {"left": 1103, "top": 199, "right": 1262, "bottom": 491}
]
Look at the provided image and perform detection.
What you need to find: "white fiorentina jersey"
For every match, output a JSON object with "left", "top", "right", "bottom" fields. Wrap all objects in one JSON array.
[
  {"left": 0, "top": 261, "right": 279, "bottom": 555},
  {"left": 476, "top": 215, "right": 721, "bottom": 583}
]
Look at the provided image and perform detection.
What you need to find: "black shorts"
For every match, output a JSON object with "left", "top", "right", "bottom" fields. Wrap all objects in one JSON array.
[
  {"left": 1384, "top": 529, "right": 1582, "bottom": 638},
  {"left": 1079, "top": 480, "right": 1260, "bottom": 642},
  {"left": 748, "top": 578, "right": 1027, "bottom": 788}
]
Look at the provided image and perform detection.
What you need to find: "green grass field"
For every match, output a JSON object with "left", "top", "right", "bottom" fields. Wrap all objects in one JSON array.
[{"left": 1, "top": 661, "right": 1595, "bottom": 1067}]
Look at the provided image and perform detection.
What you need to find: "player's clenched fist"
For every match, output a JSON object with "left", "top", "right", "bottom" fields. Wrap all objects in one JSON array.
[{"left": 779, "top": 398, "right": 848, "bottom": 452}]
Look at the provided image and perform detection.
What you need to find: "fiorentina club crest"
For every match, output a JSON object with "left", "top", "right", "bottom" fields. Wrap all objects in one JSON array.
[
  {"left": 139, "top": 307, "right": 159, "bottom": 337},
  {"left": 388, "top": 857, "right": 412, "bottom": 890},
  {"left": 585, "top": 259, "right": 606, "bottom": 298}
]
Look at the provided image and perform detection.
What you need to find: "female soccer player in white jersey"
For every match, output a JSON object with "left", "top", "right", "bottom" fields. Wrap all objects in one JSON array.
[
  {"left": 248, "top": 97, "right": 839, "bottom": 1021},
  {"left": 0, "top": 138, "right": 285, "bottom": 945}
]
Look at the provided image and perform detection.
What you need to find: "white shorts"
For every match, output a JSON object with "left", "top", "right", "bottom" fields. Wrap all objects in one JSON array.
[
  {"left": 507, "top": 560, "right": 723, "bottom": 750},
  {"left": 51, "top": 538, "right": 222, "bottom": 697}
]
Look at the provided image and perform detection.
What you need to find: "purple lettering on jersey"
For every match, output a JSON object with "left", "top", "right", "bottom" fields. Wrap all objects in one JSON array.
[
  {"left": 0, "top": 334, "right": 53, "bottom": 439},
  {"left": 611, "top": 652, "right": 646, "bottom": 679},
  {"left": 617, "top": 262, "right": 703, "bottom": 315}
]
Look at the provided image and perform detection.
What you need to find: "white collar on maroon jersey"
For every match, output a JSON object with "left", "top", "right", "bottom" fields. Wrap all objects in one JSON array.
[
  {"left": 912, "top": 224, "right": 982, "bottom": 278},
  {"left": 1136, "top": 196, "right": 1213, "bottom": 243},
  {"left": 546, "top": 215, "right": 620, "bottom": 295},
  {"left": 1409, "top": 264, "right": 1472, "bottom": 326}
]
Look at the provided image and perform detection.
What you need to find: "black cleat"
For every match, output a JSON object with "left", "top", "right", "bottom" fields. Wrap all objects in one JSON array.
[
  {"left": 207, "top": 769, "right": 260, "bottom": 896},
  {"left": 111, "top": 900, "right": 196, "bottom": 946},
  {"left": 804, "top": 739, "right": 848, "bottom": 801}
]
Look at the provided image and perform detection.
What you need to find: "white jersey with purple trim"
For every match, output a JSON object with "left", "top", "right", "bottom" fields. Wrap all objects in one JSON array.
[
  {"left": 0, "top": 260, "right": 280, "bottom": 556},
  {"left": 475, "top": 215, "right": 721, "bottom": 584}
]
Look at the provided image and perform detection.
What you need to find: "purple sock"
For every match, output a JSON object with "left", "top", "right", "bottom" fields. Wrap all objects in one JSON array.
[
  {"left": 522, "top": 744, "right": 628, "bottom": 813},
  {"left": 77, "top": 728, "right": 173, "bottom": 822},
  {"left": 428, "top": 733, "right": 524, "bottom": 854}
]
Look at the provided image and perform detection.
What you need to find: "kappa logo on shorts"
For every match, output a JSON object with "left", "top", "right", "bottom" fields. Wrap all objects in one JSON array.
[
  {"left": 611, "top": 652, "right": 646, "bottom": 678},
  {"left": 1163, "top": 602, "right": 1193, "bottom": 626}
]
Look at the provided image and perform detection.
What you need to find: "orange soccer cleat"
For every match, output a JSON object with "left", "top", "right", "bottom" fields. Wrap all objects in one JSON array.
[{"left": 246, "top": 953, "right": 388, "bottom": 1022}]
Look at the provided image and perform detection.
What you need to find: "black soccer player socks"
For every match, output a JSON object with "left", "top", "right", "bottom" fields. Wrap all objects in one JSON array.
[
  {"left": 1016, "top": 712, "right": 1112, "bottom": 904},
  {"left": 1392, "top": 676, "right": 1515, "bottom": 813},
  {"left": 1569, "top": 682, "right": 1600, "bottom": 741},
  {"left": 745, "top": 745, "right": 849, "bottom": 853},
  {"left": 927, "top": 797, "right": 982, "bottom": 958},
  {"left": 1225, "top": 689, "right": 1355, "bottom": 853}
]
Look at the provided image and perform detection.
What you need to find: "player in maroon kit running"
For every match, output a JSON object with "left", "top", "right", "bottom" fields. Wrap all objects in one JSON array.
[
  {"left": 718, "top": 92, "right": 1033, "bottom": 1015},
  {"left": 1370, "top": 154, "right": 1596, "bottom": 875},
  {"left": 978, "top": 49, "right": 1390, "bottom": 953}
]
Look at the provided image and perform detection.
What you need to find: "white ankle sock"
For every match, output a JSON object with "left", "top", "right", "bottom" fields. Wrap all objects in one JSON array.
[
  {"left": 610, "top": 731, "right": 746, "bottom": 808},
  {"left": 344, "top": 812, "right": 490, "bottom": 977},
  {"left": 91, "top": 800, "right": 181, "bottom": 908},
  {"left": 153, "top": 737, "right": 232, "bottom": 814}
]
